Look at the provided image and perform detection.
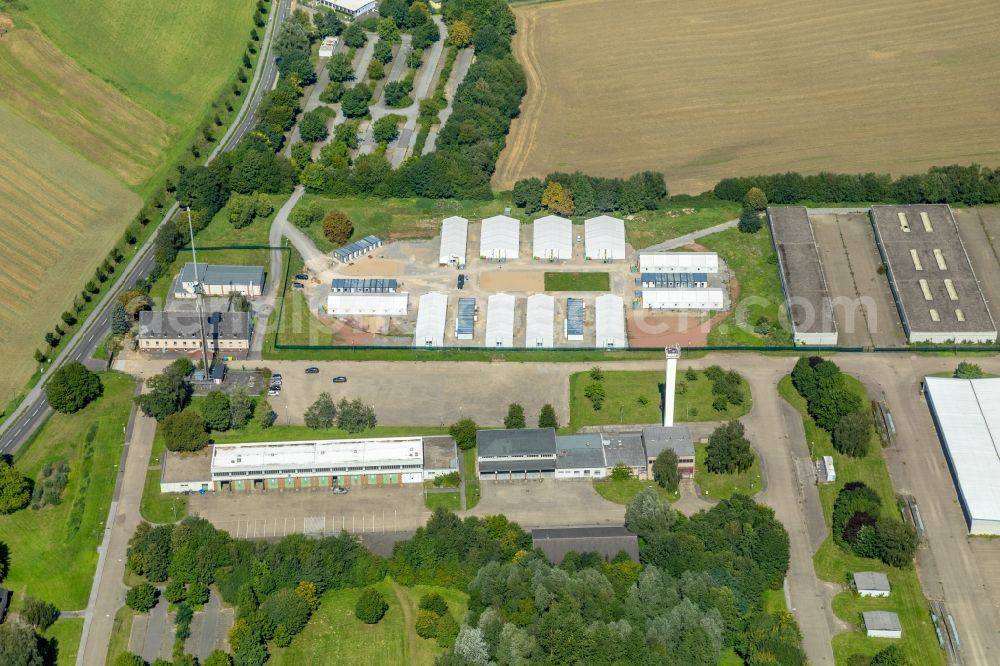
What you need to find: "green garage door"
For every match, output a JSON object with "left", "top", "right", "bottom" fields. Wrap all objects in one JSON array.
[{"left": 267, "top": 478, "right": 279, "bottom": 490}]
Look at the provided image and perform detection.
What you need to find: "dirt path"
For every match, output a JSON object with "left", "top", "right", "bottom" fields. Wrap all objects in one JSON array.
[
  {"left": 492, "top": 8, "right": 544, "bottom": 190},
  {"left": 391, "top": 581, "right": 418, "bottom": 662}
]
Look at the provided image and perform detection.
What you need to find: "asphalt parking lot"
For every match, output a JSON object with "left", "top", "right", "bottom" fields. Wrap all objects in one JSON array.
[{"left": 469, "top": 479, "right": 625, "bottom": 527}]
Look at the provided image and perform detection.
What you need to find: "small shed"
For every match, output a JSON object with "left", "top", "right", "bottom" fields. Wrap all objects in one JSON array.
[
  {"left": 595, "top": 294, "right": 627, "bottom": 348},
  {"left": 532, "top": 526, "right": 639, "bottom": 563},
  {"left": 819, "top": 455, "right": 837, "bottom": 483},
  {"left": 533, "top": 215, "right": 572, "bottom": 260},
  {"left": 480, "top": 215, "right": 520, "bottom": 260},
  {"left": 414, "top": 292, "right": 448, "bottom": 347},
  {"left": 439, "top": 216, "right": 469, "bottom": 266},
  {"left": 485, "top": 293, "right": 516, "bottom": 347},
  {"left": 525, "top": 293, "right": 555, "bottom": 348},
  {"left": 863, "top": 611, "right": 902, "bottom": 639},
  {"left": 854, "top": 572, "right": 891, "bottom": 598},
  {"left": 584, "top": 215, "right": 626, "bottom": 261}
]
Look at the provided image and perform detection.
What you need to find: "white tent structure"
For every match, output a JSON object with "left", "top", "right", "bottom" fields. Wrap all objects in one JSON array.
[
  {"left": 639, "top": 252, "right": 719, "bottom": 274},
  {"left": 595, "top": 294, "right": 627, "bottom": 348},
  {"left": 480, "top": 215, "right": 520, "bottom": 260},
  {"left": 642, "top": 288, "right": 725, "bottom": 311},
  {"left": 327, "top": 292, "right": 408, "bottom": 316},
  {"left": 439, "top": 216, "right": 468, "bottom": 266},
  {"left": 485, "top": 293, "right": 516, "bottom": 347},
  {"left": 924, "top": 377, "right": 1000, "bottom": 535},
  {"left": 525, "top": 294, "right": 555, "bottom": 348},
  {"left": 585, "top": 215, "right": 626, "bottom": 261},
  {"left": 533, "top": 215, "right": 572, "bottom": 260},
  {"left": 414, "top": 293, "right": 448, "bottom": 347}
]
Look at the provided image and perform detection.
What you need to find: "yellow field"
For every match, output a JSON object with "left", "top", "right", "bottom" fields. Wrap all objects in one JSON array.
[
  {"left": 0, "top": 106, "right": 141, "bottom": 406},
  {"left": 495, "top": 0, "right": 1000, "bottom": 194}
]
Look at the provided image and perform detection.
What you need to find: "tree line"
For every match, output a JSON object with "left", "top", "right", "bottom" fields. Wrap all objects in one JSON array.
[
  {"left": 714, "top": 163, "right": 1000, "bottom": 206},
  {"left": 513, "top": 170, "right": 668, "bottom": 217}
]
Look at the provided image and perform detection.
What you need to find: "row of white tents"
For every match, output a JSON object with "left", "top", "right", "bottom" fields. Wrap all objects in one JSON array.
[
  {"left": 413, "top": 292, "right": 627, "bottom": 348},
  {"left": 438, "top": 215, "right": 627, "bottom": 265}
]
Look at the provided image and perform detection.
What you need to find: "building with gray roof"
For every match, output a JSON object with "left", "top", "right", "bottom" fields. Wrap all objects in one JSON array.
[
  {"left": 532, "top": 527, "right": 639, "bottom": 563},
  {"left": 863, "top": 611, "right": 902, "bottom": 639},
  {"left": 642, "top": 425, "right": 695, "bottom": 478},
  {"left": 455, "top": 297, "right": 476, "bottom": 340},
  {"left": 477, "top": 428, "right": 557, "bottom": 479},
  {"left": 601, "top": 432, "right": 648, "bottom": 478},
  {"left": 138, "top": 311, "right": 252, "bottom": 353},
  {"left": 853, "top": 571, "right": 891, "bottom": 597},
  {"left": 333, "top": 235, "right": 383, "bottom": 262},
  {"left": 175, "top": 263, "right": 266, "bottom": 299},
  {"left": 565, "top": 297, "right": 585, "bottom": 341},
  {"left": 555, "top": 434, "right": 607, "bottom": 478}
]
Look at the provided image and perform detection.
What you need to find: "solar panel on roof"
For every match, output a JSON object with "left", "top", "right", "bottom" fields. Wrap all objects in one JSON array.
[
  {"left": 640, "top": 272, "right": 709, "bottom": 288},
  {"left": 457, "top": 298, "right": 476, "bottom": 336},
  {"left": 566, "top": 298, "right": 585, "bottom": 337}
]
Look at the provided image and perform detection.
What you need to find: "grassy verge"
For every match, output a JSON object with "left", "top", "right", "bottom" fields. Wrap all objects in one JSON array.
[
  {"left": 701, "top": 225, "right": 791, "bottom": 346},
  {"left": 140, "top": 420, "right": 189, "bottom": 523},
  {"left": 461, "top": 447, "right": 480, "bottom": 510},
  {"left": 104, "top": 604, "right": 137, "bottom": 666},
  {"left": 2, "top": 372, "right": 134, "bottom": 610},
  {"left": 425, "top": 491, "right": 461, "bottom": 511},
  {"left": 625, "top": 196, "right": 741, "bottom": 249},
  {"left": 763, "top": 588, "right": 788, "bottom": 615},
  {"left": 568, "top": 370, "right": 751, "bottom": 430},
  {"left": 593, "top": 477, "right": 677, "bottom": 505},
  {"left": 271, "top": 578, "right": 468, "bottom": 666},
  {"left": 778, "top": 374, "right": 944, "bottom": 666},
  {"left": 693, "top": 442, "right": 761, "bottom": 500},
  {"left": 42, "top": 617, "right": 83, "bottom": 666},
  {"left": 543, "top": 272, "right": 610, "bottom": 291}
]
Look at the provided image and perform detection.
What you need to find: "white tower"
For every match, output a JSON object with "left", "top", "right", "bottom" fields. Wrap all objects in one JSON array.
[{"left": 664, "top": 346, "right": 681, "bottom": 427}]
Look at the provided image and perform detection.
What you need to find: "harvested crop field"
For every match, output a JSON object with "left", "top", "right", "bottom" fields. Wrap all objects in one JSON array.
[
  {"left": 0, "top": 107, "right": 141, "bottom": 407},
  {"left": 495, "top": 0, "right": 1000, "bottom": 194}
]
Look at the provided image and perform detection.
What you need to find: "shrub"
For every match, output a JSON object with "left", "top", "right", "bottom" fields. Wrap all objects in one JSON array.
[
  {"left": 0, "top": 461, "right": 31, "bottom": 515},
  {"left": 432, "top": 471, "right": 461, "bottom": 488},
  {"left": 418, "top": 592, "right": 450, "bottom": 617},
  {"left": 833, "top": 410, "right": 872, "bottom": 458},
  {"left": 435, "top": 612, "right": 459, "bottom": 648},
  {"left": 584, "top": 382, "right": 605, "bottom": 410},
  {"left": 126, "top": 583, "right": 158, "bottom": 612},
  {"left": 610, "top": 463, "right": 632, "bottom": 481},
  {"left": 355, "top": 587, "right": 388, "bottom": 624},
  {"left": 954, "top": 361, "right": 984, "bottom": 379},
  {"left": 449, "top": 419, "right": 478, "bottom": 450},
  {"left": 415, "top": 608, "right": 439, "bottom": 638},
  {"left": 114, "top": 654, "right": 145, "bottom": 666}
]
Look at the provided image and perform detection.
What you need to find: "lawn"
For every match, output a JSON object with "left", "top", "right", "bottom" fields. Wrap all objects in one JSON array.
[
  {"left": 104, "top": 605, "right": 137, "bottom": 666},
  {"left": 543, "top": 271, "right": 610, "bottom": 291},
  {"left": 779, "top": 373, "right": 945, "bottom": 666},
  {"left": 462, "top": 448, "right": 480, "bottom": 510},
  {"left": 568, "top": 369, "right": 751, "bottom": 430},
  {"left": 593, "top": 477, "right": 677, "bottom": 505},
  {"left": 693, "top": 442, "right": 761, "bottom": 501},
  {"left": 625, "top": 196, "right": 742, "bottom": 249},
  {"left": 271, "top": 579, "right": 468, "bottom": 666},
  {"left": 42, "top": 618, "right": 83, "bottom": 666},
  {"left": 701, "top": 225, "right": 792, "bottom": 346},
  {"left": 140, "top": 425, "right": 189, "bottom": 524},
  {"left": 2, "top": 372, "right": 134, "bottom": 610},
  {"left": 425, "top": 491, "right": 461, "bottom": 511}
]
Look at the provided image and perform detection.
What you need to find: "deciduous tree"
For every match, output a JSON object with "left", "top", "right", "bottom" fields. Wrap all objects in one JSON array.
[
  {"left": 46, "top": 361, "right": 103, "bottom": 413},
  {"left": 255, "top": 400, "right": 276, "bottom": 429},
  {"left": 126, "top": 583, "right": 158, "bottom": 612},
  {"left": 322, "top": 210, "right": 354, "bottom": 245},
  {"left": 372, "top": 114, "right": 401, "bottom": 144},
  {"left": 0, "top": 461, "right": 31, "bottom": 514},
  {"left": 744, "top": 186, "right": 768, "bottom": 211},
  {"left": 299, "top": 109, "right": 330, "bottom": 143},
  {"left": 355, "top": 587, "right": 388, "bottom": 624},
  {"left": 289, "top": 200, "right": 325, "bottom": 229},
  {"left": 541, "top": 181, "right": 574, "bottom": 216},
  {"left": 161, "top": 409, "right": 210, "bottom": 452},
  {"left": 447, "top": 20, "right": 473, "bottom": 48},
  {"left": 449, "top": 419, "right": 478, "bottom": 450},
  {"left": 304, "top": 392, "right": 337, "bottom": 429},
  {"left": 20, "top": 596, "right": 57, "bottom": 630},
  {"left": 705, "top": 420, "right": 754, "bottom": 474},
  {"left": 504, "top": 403, "right": 525, "bottom": 429},
  {"left": 652, "top": 448, "right": 681, "bottom": 493},
  {"left": 335, "top": 398, "right": 377, "bottom": 433}
]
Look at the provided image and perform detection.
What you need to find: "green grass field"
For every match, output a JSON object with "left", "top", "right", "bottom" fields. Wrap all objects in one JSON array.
[
  {"left": 624, "top": 196, "right": 741, "bottom": 249},
  {"left": 568, "top": 369, "right": 751, "bottom": 430},
  {"left": 140, "top": 425, "right": 189, "bottom": 524},
  {"left": 592, "top": 477, "right": 677, "bottom": 504},
  {"left": 425, "top": 491, "right": 461, "bottom": 511},
  {"left": 694, "top": 442, "right": 761, "bottom": 501},
  {"left": 42, "top": 618, "right": 83, "bottom": 666},
  {"left": 2, "top": 372, "right": 134, "bottom": 610},
  {"left": 543, "top": 272, "right": 610, "bottom": 291},
  {"left": 21, "top": 0, "right": 256, "bottom": 127},
  {"left": 271, "top": 579, "right": 468, "bottom": 666},
  {"left": 462, "top": 448, "right": 480, "bottom": 510},
  {"left": 701, "top": 225, "right": 792, "bottom": 346},
  {"left": 778, "top": 374, "right": 944, "bottom": 666}
]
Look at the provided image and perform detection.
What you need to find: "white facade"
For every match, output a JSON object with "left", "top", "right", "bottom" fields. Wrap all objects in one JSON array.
[
  {"left": 525, "top": 294, "right": 555, "bottom": 348},
  {"left": 863, "top": 612, "right": 902, "bottom": 639},
  {"left": 924, "top": 377, "right": 1000, "bottom": 535},
  {"left": 639, "top": 252, "right": 719, "bottom": 274},
  {"left": 595, "top": 294, "right": 628, "bottom": 348},
  {"left": 414, "top": 292, "right": 448, "bottom": 347},
  {"left": 314, "top": 0, "right": 379, "bottom": 17},
  {"left": 641, "top": 288, "right": 725, "bottom": 311},
  {"left": 327, "top": 292, "right": 408, "bottom": 316},
  {"left": 585, "top": 215, "right": 626, "bottom": 261},
  {"left": 854, "top": 572, "right": 891, "bottom": 598},
  {"left": 439, "top": 216, "right": 468, "bottom": 266},
  {"left": 909, "top": 330, "right": 998, "bottom": 345},
  {"left": 533, "top": 215, "right": 572, "bottom": 260},
  {"left": 480, "top": 215, "right": 520, "bottom": 260},
  {"left": 318, "top": 36, "right": 338, "bottom": 58},
  {"left": 485, "top": 293, "right": 516, "bottom": 347}
]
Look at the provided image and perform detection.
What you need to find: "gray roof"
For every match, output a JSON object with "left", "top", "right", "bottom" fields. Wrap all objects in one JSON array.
[
  {"left": 566, "top": 298, "right": 585, "bottom": 336},
  {"left": 642, "top": 425, "right": 694, "bottom": 459},
  {"left": 331, "top": 278, "right": 397, "bottom": 293},
  {"left": 863, "top": 611, "right": 902, "bottom": 632},
  {"left": 854, "top": 571, "right": 891, "bottom": 592},
  {"left": 532, "top": 527, "right": 639, "bottom": 563},
  {"left": 479, "top": 459, "right": 556, "bottom": 474},
  {"left": 457, "top": 297, "right": 476, "bottom": 336},
  {"left": 138, "top": 311, "right": 251, "bottom": 341},
  {"left": 477, "top": 428, "right": 556, "bottom": 458},
  {"left": 555, "top": 434, "right": 606, "bottom": 469},
  {"left": 602, "top": 432, "right": 647, "bottom": 468},
  {"left": 179, "top": 263, "right": 265, "bottom": 288},
  {"left": 423, "top": 436, "right": 458, "bottom": 471},
  {"left": 640, "top": 273, "right": 709, "bottom": 288},
  {"left": 334, "top": 235, "right": 382, "bottom": 261}
]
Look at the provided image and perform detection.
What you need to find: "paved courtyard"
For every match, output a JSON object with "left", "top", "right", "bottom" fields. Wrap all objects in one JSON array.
[{"left": 468, "top": 479, "right": 625, "bottom": 527}]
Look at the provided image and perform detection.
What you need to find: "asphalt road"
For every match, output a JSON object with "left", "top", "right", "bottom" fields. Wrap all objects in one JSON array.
[{"left": 0, "top": 0, "right": 291, "bottom": 458}]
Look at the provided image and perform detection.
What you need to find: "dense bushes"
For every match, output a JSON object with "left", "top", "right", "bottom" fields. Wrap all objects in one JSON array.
[
  {"left": 0, "top": 461, "right": 31, "bottom": 515},
  {"left": 45, "top": 361, "right": 103, "bottom": 414},
  {"left": 514, "top": 170, "right": 668, "bottom": 216},
  {"left": 704, "top": 365, "right": 745, "bottom": 411},
  {"left": 705, "top": 420, "right": 754, "bottom": 474},
  {"left": 126, "top": 583, "right": 159, "bottom": 612},
  {"left": 832, "top": 482, "right": 918, "bottom": 567},
  {"left": 714, "top": 164, "right": 1000, "bottom": 206},
  {"left": 791, "top": 357, "right": 864, "bottom": 434},
  {"left": 31, "top": 459, "right": 69, "bottom": 509},
  {"left": 354, "top": 587, "right": 388, "bottom": 624}
]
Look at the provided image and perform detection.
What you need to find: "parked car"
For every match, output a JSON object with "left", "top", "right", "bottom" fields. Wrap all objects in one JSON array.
[
  {"left": 268, "top": 389, "right": 280, "bottom": 396},
  {"left": 332, "top": 376, "right": 348, "bottom": 383},
  {"left": 333, "top": 486, "right": 348, "bottom": 494},
  {"left": 295, "top": 273, "right": 308, "bottom": 280},
  {"left": 305, "top": 367, "right": 320, "bottom": 374},
  {"left": 457, "top": 274, "right": 465, "bottom": 289},
  {"left": 292, "top": 282, "right": 305, "bottom": 289},
  {"left": 272, "top": 374, "right": 282, "bottom": 381}
]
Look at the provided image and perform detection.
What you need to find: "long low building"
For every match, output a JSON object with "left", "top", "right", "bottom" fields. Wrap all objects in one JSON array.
[
  {"left": 327, "top": 292, "right": 408, "bottom": 316},
  {"left": 174, "top": 263, "right": 265, "bottom": 299},
  {"left": 584, "top": 215, "right": 626, "bottom": 261},
  {"left": 639, "top": 252, "right": 718, "bottom": 274},
  {"left": 485, "top": 293, "right": 515, "bottom": 347},
  {"left": 161, "top": 436, "right": 458, "bottom": 493},
  {"left": 439, "top": 216, "right": 468, "bottom": 266},
  {"left": 595, "top": 294, "right": 627, "bottom": 348},
  {"left": 138, "top": 311, "right": 252, "bottom": 352},
  {"left": 924, "top": 376, "right": 1000, "bottom": 534},
  {"left": 641, "top": 288, "right": 725, "bottom": 311},
  {"left": 533, "top": 215, "right": 572, "bottom": 260},
  {"left": 414, "top": 292, "right": 448, "bottom": 347},
  {"left": 314, "top": 0, "right": 378, "bottom": 16},
  {"left": 333, "top": 235, "right": 383, "bottom": 262},
  {"left": 525, "top": 293, "right": 555, "bottom": 348},
  {"left": 480, "top": 214, "right": 520, "bottom": 260},
  {"left": 532, "top": 527, "right": 639, "bottom": 563}
]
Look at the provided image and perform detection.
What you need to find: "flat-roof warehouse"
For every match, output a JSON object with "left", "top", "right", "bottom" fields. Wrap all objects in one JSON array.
[
  {"left": 924, "top": 376, "right": 1000, "bottom": 535},
  {"left": 768, "top": 207, "right": 838, "bottom": 346},
  {"left": 870, "top": 205, "right": 996, "bottom": 344}
]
